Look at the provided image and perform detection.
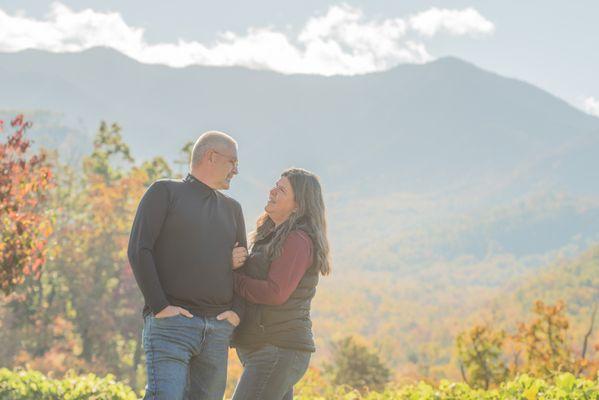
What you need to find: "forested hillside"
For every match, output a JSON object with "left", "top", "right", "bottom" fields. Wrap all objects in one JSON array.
[{"left": 310, "top": 244, "right": 599, "bottom": 379}]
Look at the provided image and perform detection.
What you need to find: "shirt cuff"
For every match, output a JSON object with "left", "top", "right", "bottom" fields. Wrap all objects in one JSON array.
[
  {"left": 149, "top": 295, "right": 170, "bottom": 316},
  {"left": 231, "top": 292, "right": 246, "bottom": 321}
]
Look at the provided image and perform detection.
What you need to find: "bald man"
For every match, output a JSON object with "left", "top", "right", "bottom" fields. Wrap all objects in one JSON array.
[{"left": 128, "top": 131, "right": 246, "bottom": 400}]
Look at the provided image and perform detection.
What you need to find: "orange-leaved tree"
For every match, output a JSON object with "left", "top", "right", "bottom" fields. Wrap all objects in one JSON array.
[
  {"left": 2, "top": 121, "right": 173, "bottom": 389},
  {"left": 513, "top": 300, "right": 574, "bottom": 377}
]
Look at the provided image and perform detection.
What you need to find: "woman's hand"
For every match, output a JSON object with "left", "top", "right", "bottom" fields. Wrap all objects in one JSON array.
[{"left": 232, "top": 242, "right": 248, "bottom": 269}]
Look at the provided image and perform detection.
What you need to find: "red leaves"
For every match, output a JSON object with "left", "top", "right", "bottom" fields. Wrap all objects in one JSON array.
[
  {"left": 11, "top": 114, "right": 23, "bottom": 127},
  {"left": 31, "top": 255, "right": 44, "bottom": 275},
  {"left": 10, "top": 114, "right": 31, "bottom": 130},
  {"left": 1, "top": 114, "right": 53, "bottom": 295}
]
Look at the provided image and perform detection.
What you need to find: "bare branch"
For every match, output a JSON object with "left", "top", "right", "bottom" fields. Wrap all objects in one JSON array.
[
  {"left": 459, "top": 361, "right": 470, "bottom": 387},
  {"left": 581, "top": 302, "right": 598, "bottom": 360}
]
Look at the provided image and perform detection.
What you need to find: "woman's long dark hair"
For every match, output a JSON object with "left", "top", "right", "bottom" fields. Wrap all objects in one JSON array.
[{"left": 250, "top": 168, "right": 331, "bottom": 276}]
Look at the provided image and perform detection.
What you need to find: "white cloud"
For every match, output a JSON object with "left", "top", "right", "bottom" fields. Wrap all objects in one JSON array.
[
  {"left": 583, "top": 97, "right": 599, "bottom": 117},
  {"left": 0, "top": 2, "right": 493, "bottom": 75},
  {"left": 0, "top": 3, "right": 144, "bottom": 53},
  {"left": 409, "top": 7, "right": 495, "bottom": 37}
]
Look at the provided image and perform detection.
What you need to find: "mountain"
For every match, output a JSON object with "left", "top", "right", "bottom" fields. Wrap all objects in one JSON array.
[
  {"left": 2, "top": 48, "right": 598, "bottom": 265},
  {"left": 2, "top": 46, "right": 598, "bottom": 265},
  {"left": 2, "top": 48, "right": 598, "bottom": 192},
  {"left": 0, "top": 110, "right": 92, "bottom": 163}
]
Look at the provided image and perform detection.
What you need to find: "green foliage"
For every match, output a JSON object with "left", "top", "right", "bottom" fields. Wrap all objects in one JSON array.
[
  {"left": 173, "top": 140, "right": 194, "bottom": 177},
  {"left": 456, "top": 324, "right": 508, "bottom": 389},
  {"left": 295, "top": 372, "right": 599, "bottom": 399},
  {"left": 1, "top": 365, "right": 598, "bottom": 399},
  {"left": 83, "top": 122, "right": 133, "bottom": 181},
  {"left": 325, "top": 336, "right": 391, "bottom": 392},
  {"left": 0, "top": 368, "right": 138, "bottom": 400},
  {"left": 138, "top": 156, "right": 173, "bottom": 184}
]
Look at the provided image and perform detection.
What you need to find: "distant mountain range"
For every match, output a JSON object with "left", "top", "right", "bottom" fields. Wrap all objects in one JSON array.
[{"left": 1, "top": 47, "right": 598, "bottom": 272}]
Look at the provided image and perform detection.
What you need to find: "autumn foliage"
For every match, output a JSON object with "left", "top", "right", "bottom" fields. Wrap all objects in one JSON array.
[
  {"left": 0, "top": 119, "right": 169, "bottom": 388},
  {"left": 0, "top": 115, "right": 597, "bottom": 396},
  {"left": 0, "top": 115, "right": 53, "bottom": 295},
  {"left": 457, "top": 300, "right": 599, "bottom": 390}
]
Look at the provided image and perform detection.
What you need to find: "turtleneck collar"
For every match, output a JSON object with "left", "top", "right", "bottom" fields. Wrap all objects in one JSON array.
[{"left": 184, "top": 173, "right": 215, "bottom": 192}]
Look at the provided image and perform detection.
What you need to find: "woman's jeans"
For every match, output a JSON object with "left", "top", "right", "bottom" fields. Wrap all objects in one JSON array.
[
  {"left": 232, "top": 345, "right": 311, "bottom": 400},
  {"left": 142, "top": 314, "right": 235, "bottom": 400}
]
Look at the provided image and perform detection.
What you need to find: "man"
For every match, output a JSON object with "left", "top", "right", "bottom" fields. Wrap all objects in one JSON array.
[{"left": 128, "top": 131, "right": 247, "bottom": 400}]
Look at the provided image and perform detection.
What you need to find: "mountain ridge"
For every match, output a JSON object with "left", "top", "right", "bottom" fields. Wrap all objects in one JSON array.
[{"left": 10, "top": 46, "right": 597, "bottom": 126}]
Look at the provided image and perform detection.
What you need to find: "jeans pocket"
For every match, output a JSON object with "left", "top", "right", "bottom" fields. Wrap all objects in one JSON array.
[
  {"left": 154, "top": 314, "right": 181, "bottom": 320},
  {"left": 152, "top": 314, "right": 189, "bottom": 327},
  {"left": 219, "top": 319, "right": 236, "bottom": 336}
]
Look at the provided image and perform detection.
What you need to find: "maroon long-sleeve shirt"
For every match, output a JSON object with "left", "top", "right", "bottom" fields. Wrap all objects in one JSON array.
[{"left": 233, "top": 230, "right": 312, "bottom": 305}]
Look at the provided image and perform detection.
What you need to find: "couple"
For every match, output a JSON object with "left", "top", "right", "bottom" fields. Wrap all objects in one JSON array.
[{"left": 127, "top": 130, "right": 330, "bottom": 400}]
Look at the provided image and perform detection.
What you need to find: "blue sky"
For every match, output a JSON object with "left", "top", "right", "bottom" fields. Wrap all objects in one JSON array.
[{"left": 1, "top": 1, "right": 598, "bottom": 114}]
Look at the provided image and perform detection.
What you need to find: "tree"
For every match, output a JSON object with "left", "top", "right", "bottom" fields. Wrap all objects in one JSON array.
[
  {"left": 576, "top": 302, "right": 598, "bottom": 376},
  {"left": 173, "top": 140, "right": 194, "bottom": 177},
  {"left": 138, "top": 156, "right": 173, "bottom": 185},
  {"left": 5, "top": 121, "right": 148, "bottom": 382},
  {"left": 513, "top": 300, "right": 574, "bottom": 377},
  {"left": 0, "top": 120, "right": 181, "bottom": 388},
  {"left": 62, "top": 122, "right": 146, "bottom": 377},
  {"left": 324, "top": 336, "right": 391, "bottom": 392},
  {"left": 456, "top": 324, "right": 508, "bottom": 389},
  {"left": 0, "top": 115, "right": 53, "bottom": 295},
  {"left": 83, "top": 122, "right": 134, "bottom": 181}
]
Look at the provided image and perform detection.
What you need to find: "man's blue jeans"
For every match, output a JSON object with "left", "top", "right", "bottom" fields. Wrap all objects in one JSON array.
[{"left": 142, "top": 314, "right": 235, "bottom": 400}]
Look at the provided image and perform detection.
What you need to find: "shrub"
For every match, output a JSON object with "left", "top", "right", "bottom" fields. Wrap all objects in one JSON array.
[
  {"left": 0, "top": 368, "right": 138, "bottom": 400},
  {"left": 324, "top": 336, "right": 391, "bottom": 392},
  {"left": 295, "top": 372, "right": 599, "bottom": 399}
]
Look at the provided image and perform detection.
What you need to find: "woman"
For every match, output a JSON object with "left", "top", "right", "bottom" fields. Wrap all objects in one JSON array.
[{"left": 230, "top": 168, "right": 331, "bottom": 400}]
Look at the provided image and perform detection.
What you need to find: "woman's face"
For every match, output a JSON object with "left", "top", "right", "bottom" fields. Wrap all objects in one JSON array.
[{"left": 265, "top": 176, "right": 297, "bottom": 224}]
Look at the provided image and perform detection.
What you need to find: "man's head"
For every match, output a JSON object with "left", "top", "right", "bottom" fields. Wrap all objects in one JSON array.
[{"left": 190, "top": 131, "right": 238, "bottom": 190}]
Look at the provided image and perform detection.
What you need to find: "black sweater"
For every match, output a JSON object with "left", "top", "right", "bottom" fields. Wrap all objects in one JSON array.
[{"left": 127, "top": 174, "right": 246, "bottom": 318}]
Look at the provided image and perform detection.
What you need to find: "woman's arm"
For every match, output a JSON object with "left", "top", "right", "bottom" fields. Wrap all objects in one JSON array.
[{"left": 234, "top": 230, "right": 312, "bottom": 305}]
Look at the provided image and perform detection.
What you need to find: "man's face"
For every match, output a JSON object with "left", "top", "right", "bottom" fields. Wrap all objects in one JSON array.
[{"left": 211, "top": 146, "right": 238, "bottom": 190}]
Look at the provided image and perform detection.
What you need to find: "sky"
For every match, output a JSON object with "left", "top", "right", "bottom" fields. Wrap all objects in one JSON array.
[{"left": 0, "top": 1, "right": 598, "bottom": 115}]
